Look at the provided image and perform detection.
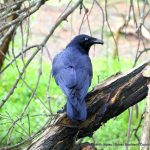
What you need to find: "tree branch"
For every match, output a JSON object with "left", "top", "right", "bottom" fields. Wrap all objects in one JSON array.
[{"left": 27, "top": 61, "right": 150, "bottom": 150}]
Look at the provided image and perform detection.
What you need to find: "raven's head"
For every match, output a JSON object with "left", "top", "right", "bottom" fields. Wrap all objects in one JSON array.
[{"left": 67, "top": 34, "right": 104, "bottom": 52}]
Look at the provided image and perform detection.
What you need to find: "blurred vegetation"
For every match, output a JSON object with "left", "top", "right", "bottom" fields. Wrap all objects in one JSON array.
[{"left": 0, "top": 57, "right": 145, "bottom": 150}]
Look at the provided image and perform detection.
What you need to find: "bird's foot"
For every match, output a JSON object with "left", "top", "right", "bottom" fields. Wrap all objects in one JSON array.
[{"left": 57, "top": 105, "right": 66, "bottom": 113}]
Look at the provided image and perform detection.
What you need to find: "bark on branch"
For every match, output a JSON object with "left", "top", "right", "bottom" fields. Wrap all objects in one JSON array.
[{"left": 27, "top": 61, "right": 150, "bottom": 150}]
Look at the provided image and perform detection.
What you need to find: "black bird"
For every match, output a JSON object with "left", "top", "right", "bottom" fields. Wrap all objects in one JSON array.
[{"left": 52, "top": 34, "right": 103, "bottom": 121}]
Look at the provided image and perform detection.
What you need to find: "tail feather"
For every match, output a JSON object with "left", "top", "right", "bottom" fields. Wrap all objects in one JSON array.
[{"left": 67, "top": 98, "right": 87, "bottom": 121}]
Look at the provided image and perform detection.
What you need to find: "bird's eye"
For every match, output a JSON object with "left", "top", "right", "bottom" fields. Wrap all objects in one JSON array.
[{"left": 84, "top": 37, "right": 88, "bottom": 41}]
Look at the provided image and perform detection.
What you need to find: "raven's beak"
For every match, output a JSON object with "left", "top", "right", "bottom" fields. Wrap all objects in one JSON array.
[{"left": 92, "top": 38, "right": 104, "bottom": 45}]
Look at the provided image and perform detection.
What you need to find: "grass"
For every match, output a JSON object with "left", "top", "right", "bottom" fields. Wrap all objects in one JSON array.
[{"left": 0, "top": 56, "right": 145, "bottom": 150}]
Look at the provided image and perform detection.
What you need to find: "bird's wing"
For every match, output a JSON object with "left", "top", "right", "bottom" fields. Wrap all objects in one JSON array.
[
  {"left": 52, "top": 49, "right": 92, "bottom": 99},
  {"left": 75, "top": 55, "right": 93, "bottom": 99},
  {"left": 52, "top": 52, "right": 76, "bottom": 95},
  {"left": 75, "top": 68, "right": 91, "bottom": 100}
]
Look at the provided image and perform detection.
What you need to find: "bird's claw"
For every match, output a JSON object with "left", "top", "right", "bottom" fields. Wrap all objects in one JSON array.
[{"left": 57, "top": 106, "right": 66, "bottom": 114}]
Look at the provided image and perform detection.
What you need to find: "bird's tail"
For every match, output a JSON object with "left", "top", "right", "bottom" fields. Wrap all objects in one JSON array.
[{"left": 66, "top": 97, "right": 87, "bottom": 121}]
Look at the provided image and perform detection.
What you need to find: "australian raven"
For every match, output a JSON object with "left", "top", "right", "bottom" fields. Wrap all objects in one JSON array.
[{"left": 52, "top": 34, "right": 103, "bottom": 121}]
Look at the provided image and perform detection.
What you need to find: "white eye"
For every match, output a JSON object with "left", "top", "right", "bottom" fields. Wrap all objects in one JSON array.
[{"left": 84, "top": 37, "right": 88, "bottom": 41}]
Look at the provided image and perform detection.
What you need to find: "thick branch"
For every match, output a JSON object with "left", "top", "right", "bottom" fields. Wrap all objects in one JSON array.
[{"left": 27, "top": 61, "right": 150, "bottom": 150}]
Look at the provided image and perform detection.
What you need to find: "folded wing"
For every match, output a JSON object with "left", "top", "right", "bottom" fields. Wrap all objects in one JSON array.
[{"left": 52, "top": 51, "right": 92, "bottom": 120}]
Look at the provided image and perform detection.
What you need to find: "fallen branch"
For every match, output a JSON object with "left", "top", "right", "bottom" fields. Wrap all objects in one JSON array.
[{"left": 27, "top": 61, "right": 150, "bottom": 150}]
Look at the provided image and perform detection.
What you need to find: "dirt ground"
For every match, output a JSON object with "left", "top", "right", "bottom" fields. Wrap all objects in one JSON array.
[{"left": 29, "top": 1, "right": 150, "bottom": 63}]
